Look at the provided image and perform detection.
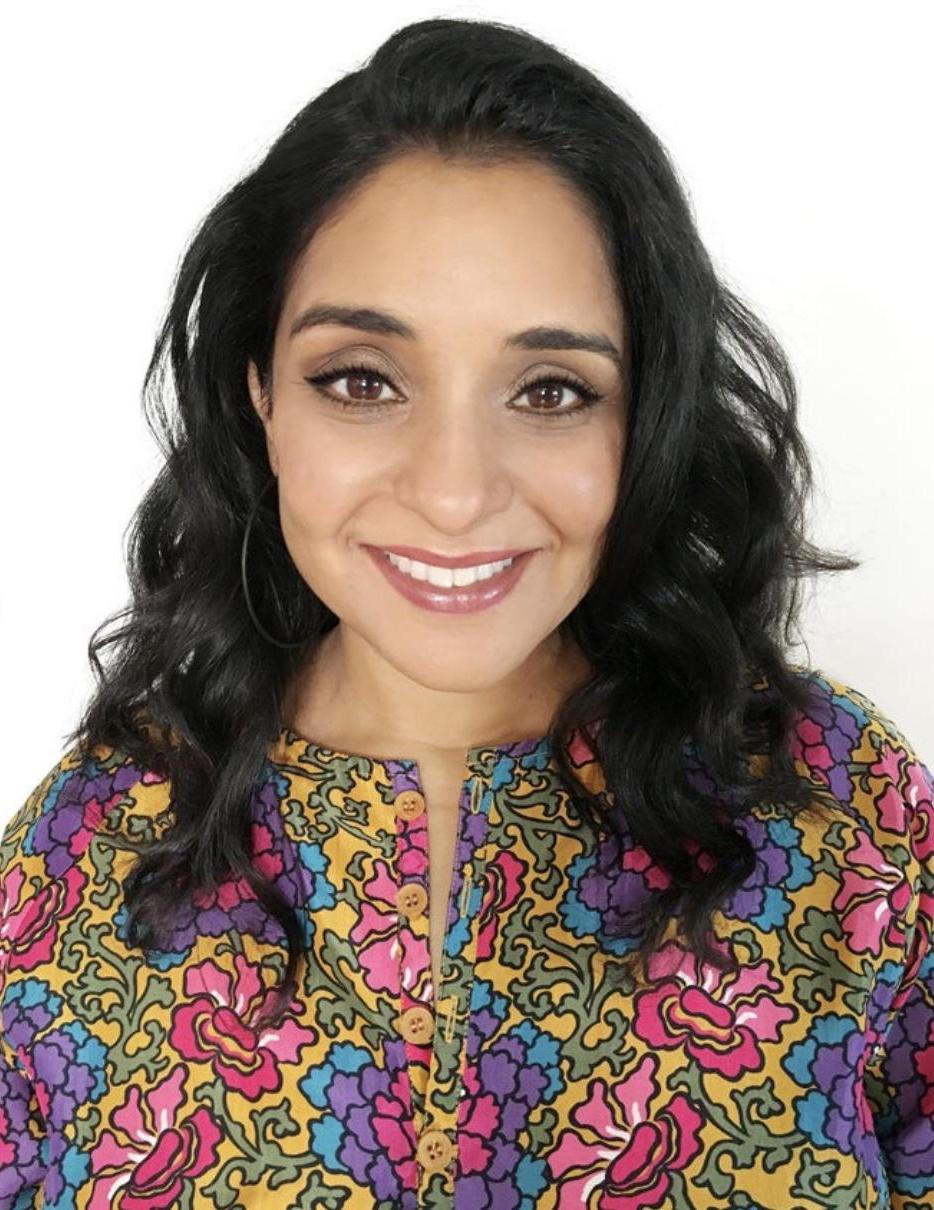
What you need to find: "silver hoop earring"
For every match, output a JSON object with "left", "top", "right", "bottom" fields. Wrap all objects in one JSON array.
[{"left": 240, "top": 477, "right": 316, "bottom": 650}]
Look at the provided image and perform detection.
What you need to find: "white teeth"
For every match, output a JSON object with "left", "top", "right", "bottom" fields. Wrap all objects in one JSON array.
[{"left": 385, "top": 552, "right": 515, "bottom": 588}]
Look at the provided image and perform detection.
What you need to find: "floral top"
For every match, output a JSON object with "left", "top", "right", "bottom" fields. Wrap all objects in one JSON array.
[{"left": 1, "top": 668, "right": 933, "bottom": 1210}]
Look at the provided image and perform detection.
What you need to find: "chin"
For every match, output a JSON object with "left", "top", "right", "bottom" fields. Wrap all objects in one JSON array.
[{"left": 383, "top": 634, "right": 541, "bottom": 688}]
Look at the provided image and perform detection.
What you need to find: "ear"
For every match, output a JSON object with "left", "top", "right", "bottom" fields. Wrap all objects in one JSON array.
[
  {"left": 247, "top": 360, "right": 279, "bottom": 476},
  {"left": 247, "top": 359, "right": 270, "bottom": 421}
]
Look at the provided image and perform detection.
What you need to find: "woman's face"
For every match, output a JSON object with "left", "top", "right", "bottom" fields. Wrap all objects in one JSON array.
[{"left": 248, "top": 151, "right": 627, "bottom": 694}]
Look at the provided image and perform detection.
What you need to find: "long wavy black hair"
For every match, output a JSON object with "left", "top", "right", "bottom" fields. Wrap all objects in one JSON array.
[{"left": 66, "top": 16, "right": 858, "bottom": 1030}]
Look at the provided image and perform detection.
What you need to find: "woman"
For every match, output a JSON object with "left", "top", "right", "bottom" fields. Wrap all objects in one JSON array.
[{"left": 1, "top": 16, "right": 931, "bottom": 1210}]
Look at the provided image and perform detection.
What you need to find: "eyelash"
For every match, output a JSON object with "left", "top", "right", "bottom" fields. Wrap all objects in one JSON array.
[{"left": 304, "top": 362, "right": 602, "bottom": 419}]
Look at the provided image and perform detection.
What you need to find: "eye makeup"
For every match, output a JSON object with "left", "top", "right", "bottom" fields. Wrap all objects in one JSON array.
[{"left": 304, "top": 360, "right": 604, "bottom": 420}]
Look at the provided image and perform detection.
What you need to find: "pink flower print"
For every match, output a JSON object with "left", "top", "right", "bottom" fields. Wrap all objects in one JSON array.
[
  {"left": 621, "top": 841, "right": 672, "bottom": 893},
  {"left": 682, "top": 835, "right": 717, "bottom": 875},
  {"left": 632, "top": 939, "right": 795, "bottom": 1078},
  {"left": 794, "top": 715, "right": 835, "bottom": 779},
  {"left": 0, "top": 862, "right": 87, "bottom": 986},
  {"left": 458, "top": 1063, "right": 503, "bottom": 1176},
  {"left": 833, "top": 831, "right": 912, "bottom": 958},
  {"left": 250, "top": 819, "right": 287, "bottom": 882},
  {"left": 875, "top": 741, "right": 934, "bottom": 861},
  {"left": 350, "top": 858, "right": 430, "bottom": 997},
  {"left": 88, "top": 1065, "right": 221, "bottom": 1208},
  {"left": 904, "top": 754, "right": 934, "bottom": 860},
  {"left": 189, "top": 821, "right": 283, "bottom": 915},
  {"left": 788, "top": 686, "right": 865, "bottom": 805},
  {"left": 548, "top": 1054, "right": 703, "bottom": 1207},
  {"left": 567, "top": 725, "right": 598, "bottom": 769},
  {"left": 169, "top": 951, "right": 316, "bottom": 1099},
  {"left": 476, "top": 851, "right": 525, "bottom": 961},
  {"left": 873, "top": 740, "right": 913, "bottom": 830}
]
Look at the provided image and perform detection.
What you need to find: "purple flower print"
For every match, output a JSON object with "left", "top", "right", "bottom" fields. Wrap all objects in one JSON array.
[
  {"left": 300, "top": 1038, "right": 418, "bottom": 1208},
  {"left": 27, "top": 760, "right": 144, "bottom": 879},
  {"left": 721, "top": 814, "right": 815, "bottom": 931},
  {"left": 782, "top": 1012, "right": 883, "bottom": 1182}
]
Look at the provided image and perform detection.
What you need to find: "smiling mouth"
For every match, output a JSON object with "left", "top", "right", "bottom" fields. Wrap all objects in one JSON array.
[
  {"left": 363, "top": 544, "right": 536, "bottom": 613},
  {"left": 378, "top": 548, "right": 519, "bottom": 588}
]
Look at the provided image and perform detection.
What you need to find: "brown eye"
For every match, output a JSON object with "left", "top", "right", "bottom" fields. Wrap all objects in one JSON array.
[
  {"left": 525, "top": 380, "right": 583, "bottom": 411},
  {"left": 341, "top": 369, "right": 392, "bottom": 403},
  {"left": 306, "top": 363, "right": 400, "bottom": 408},
  {"left": 513, "top": 374, "right": 602, "bottom": 418},
  {"left": 305, "top": 363, "right": 603, "bottom": 420}
]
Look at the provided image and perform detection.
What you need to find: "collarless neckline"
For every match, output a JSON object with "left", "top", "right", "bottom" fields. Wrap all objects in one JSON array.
[{"left": 269, "top": 723, "right": 555, "bottom": 774}]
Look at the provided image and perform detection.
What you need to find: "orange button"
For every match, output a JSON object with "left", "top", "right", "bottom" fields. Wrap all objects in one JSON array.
[
  {"left": 393, "top": 789, "right": 426, "bottom": 820},
  {"left": 416, "top": 1127, "right": 455, "bottom": 1173},
  {"left": 396, "top": 881, "right": 428, "bottom": 919},
  {"left": 395, "top": 1003, "right": 435, "bottom": 1044}
]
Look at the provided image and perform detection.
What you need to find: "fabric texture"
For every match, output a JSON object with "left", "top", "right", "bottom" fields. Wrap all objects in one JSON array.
[{"left": 1, "top": 668, "right": 932, "bottom": 1209}]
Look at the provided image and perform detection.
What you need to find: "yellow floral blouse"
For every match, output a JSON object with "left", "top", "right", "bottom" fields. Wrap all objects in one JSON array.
[{"left": 1, "top": 668, "right": 933, "bottom": 1209}]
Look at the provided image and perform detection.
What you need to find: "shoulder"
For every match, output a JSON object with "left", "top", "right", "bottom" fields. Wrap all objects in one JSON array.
[
  {"left": 782, "top": 666, "right": 933, "bottom": 969},
  {"left": 0, "top": 741, "right": 188, "bottom": 1141},
  {"left": 1, "top": 733, "right": 291, "bottom": 985},
  {"left": 1, "top": 739, "right": 174, "bottom": 871},
  {"left": 783, "top": 664, "right": 933, "bottom": 832},
  {"left": 0, "top": 739, "right": 175, "bottom": 959}
]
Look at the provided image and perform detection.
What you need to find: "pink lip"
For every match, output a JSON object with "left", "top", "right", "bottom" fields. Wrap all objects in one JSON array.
[
  {"left": 364, "top": 545, "right": 535, "bottom": 614},
  {"left": 369, "top": 544, "right": 534, "bottom": 569}
]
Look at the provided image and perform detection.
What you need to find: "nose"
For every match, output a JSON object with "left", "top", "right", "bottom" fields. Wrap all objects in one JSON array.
[{"left": 392, "top": 403, "right": 513, "bottom": 532}]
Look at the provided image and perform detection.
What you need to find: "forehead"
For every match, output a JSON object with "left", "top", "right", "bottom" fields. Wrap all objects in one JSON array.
[{"left": 281, "top": 152, "right": 624, "bottom": 341}]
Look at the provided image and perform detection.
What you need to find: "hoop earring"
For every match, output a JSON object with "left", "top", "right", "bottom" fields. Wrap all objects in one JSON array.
[{"left": 241, "top": 476, "right": 316, "bottom": 650}]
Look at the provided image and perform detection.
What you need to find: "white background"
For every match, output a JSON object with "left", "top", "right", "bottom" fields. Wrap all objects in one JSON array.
[{"left": 2, "top": 0, "right": 932, "bottom": 816}]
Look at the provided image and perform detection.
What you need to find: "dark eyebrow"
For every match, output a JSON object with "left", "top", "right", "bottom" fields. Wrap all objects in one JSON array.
[{"left": 288, "top": 303, "right": 624, "bottom": 371}]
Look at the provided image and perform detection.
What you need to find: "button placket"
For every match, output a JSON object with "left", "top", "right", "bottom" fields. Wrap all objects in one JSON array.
[
  {"left": 269, "top": 728, "right": 552, "bottom": 1206},
  {"left": 394, "top": 787, "right": 427, "bottom": 821},
  {"left": 416, "top": 1127, "right": 455, "bottom": 1174},
  {"left": 417, "top": 756, "right": 498, "bottom": 1204},
  {"left": 389, "top": 777, "right": 434, "bottom": 1129},
  {"left": 384, "top": 746, "right": 527, "bottom": 1202},
  {"left": 443, "top": 994, "right": 464, "bottom": 1044},
  {"left": 396, "top": 881, "right": 429, "bottom": 918},
  {"left": 395, "top": 1003, "right": 435, "bottom": 1045}
]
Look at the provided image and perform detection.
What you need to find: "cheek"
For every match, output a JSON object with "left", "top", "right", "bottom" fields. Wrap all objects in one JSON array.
[
  {"left": 524, "top": 435, "right": 621, "bottom": 543},
  {"left": 276, "top": 428, "right": 382, "bottom": 538}
]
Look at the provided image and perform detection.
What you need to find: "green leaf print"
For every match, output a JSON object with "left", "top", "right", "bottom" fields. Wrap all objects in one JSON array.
[
  {"left": 725, "top": 926, "right": 764, "bottom": 964},
  {"left": 196, "top": 1079, "right": 352, "bottom": 1209},
  {"left": 58, "top": 906, "right": 178, "bottom": 1082},
  {"left": 671, "top": 1066, "right": 805, "bottom": 1200},
  {"left": 791, "top": 1147, "right": 863, "bottom": 1208},
  {"left": 779, "top": 905, "right": 870, "bottom": 1010}
]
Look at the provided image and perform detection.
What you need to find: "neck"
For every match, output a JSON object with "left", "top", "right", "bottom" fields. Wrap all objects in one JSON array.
[{"left": 282, "top": 624, "right": 594, "bottom": 755}]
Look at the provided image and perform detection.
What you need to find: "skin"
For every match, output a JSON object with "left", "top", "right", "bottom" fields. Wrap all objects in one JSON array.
[{"left": 247, "top": 150, "right": 628, "bottom": 996}]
